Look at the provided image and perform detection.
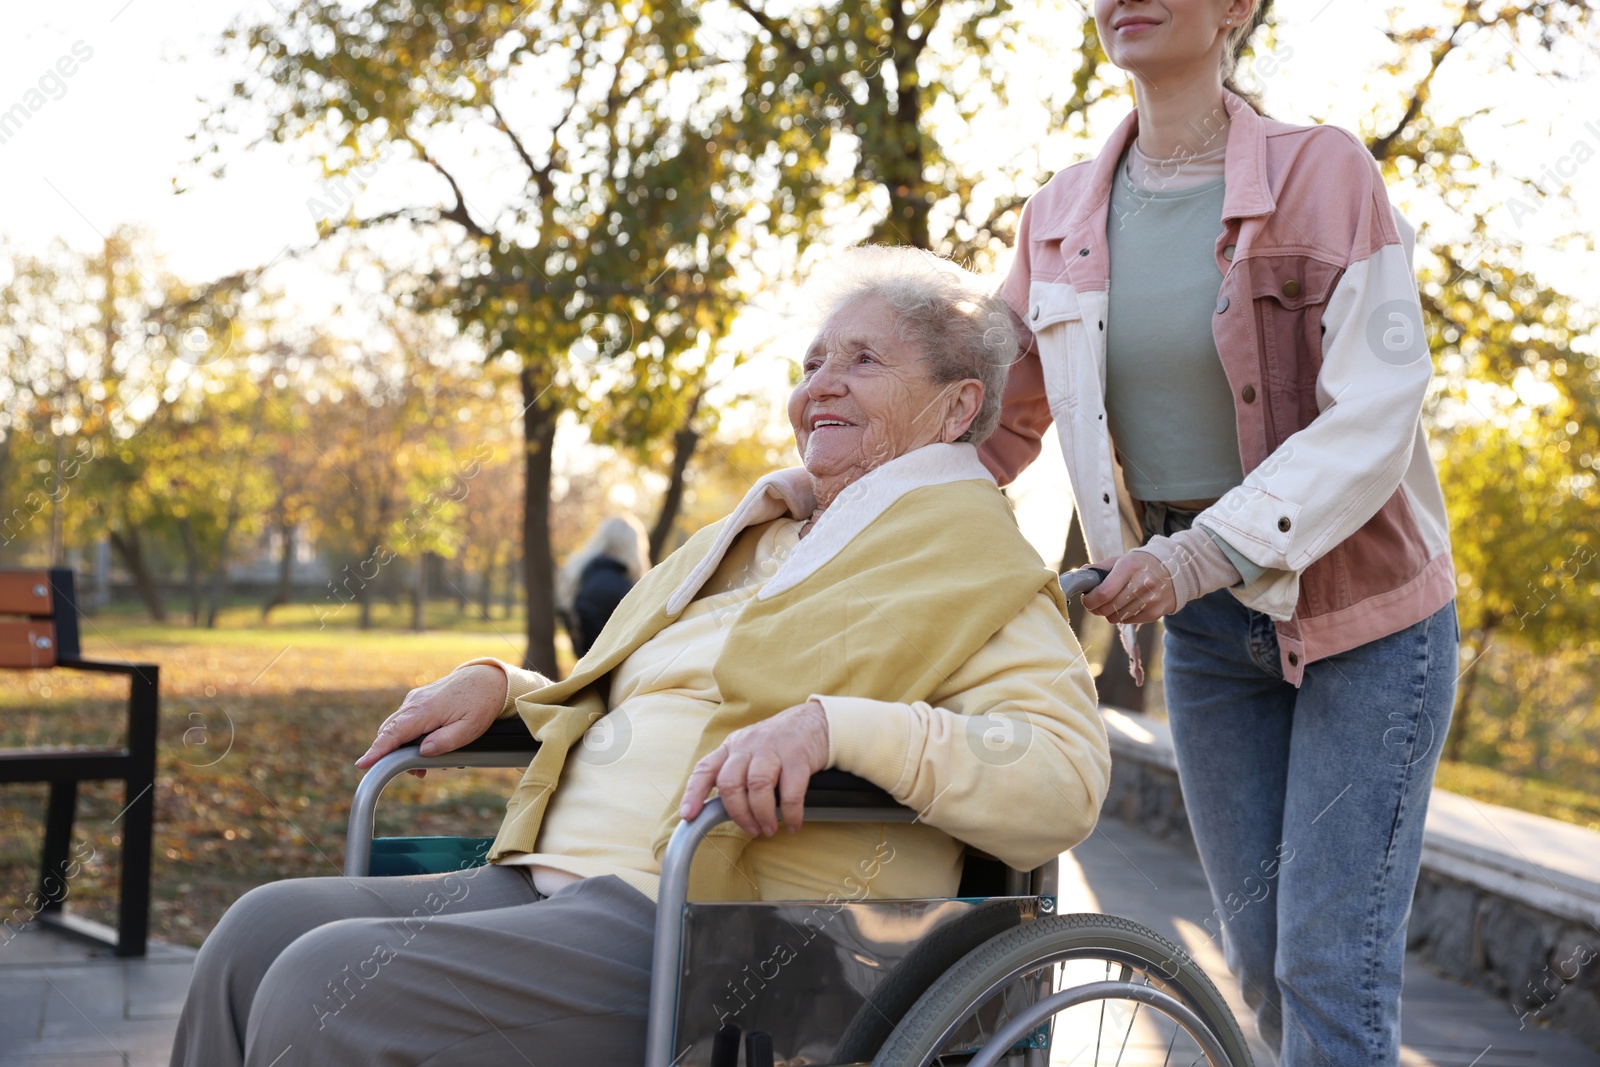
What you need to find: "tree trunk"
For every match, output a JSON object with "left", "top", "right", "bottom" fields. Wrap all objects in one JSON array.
[
  {"left": 356, "top": 543, "right": 377, "bottom": 630},
  {"left": 261, "top": 512, "right": 296, "bottom": 620},
  {"left": 1097, "top": 622, "right": 1160, "bottom": 713},
  {"left": 204, "top": 505, "right": 242, "bottom": 629},
  {"left": 648, "top": 387, "right": 705, "bottom": 564},
  {"left": 107, "top": 525, "right": 167, "bottom": 622},
  {"left": 411, "top": 552, "right": 428, "bottom": 633},
  {"left": 92, "top": 538, "right": 111, "bottom": 611},
  {"left": 177, "top": 518, "right": 204, "bottom": 625},
  {"left": 1446, "top": 622, "right": 1495, "bottom": 763},
  {"left": 0, "top": 429, "right": 13, "bottom": 565},
  {"left": 49, "top": 432, "right": 65, "bottom": 565},
  {"left": 521, "top": 370, "right": 559, "bottom": 677},
  {"left": 874, "top": 4, "right": 931, "bottom": 250},
  {"left": 479, "top": 549, "right": 496, "bottom": 621},
  {"left": 1058, "top": 518, "right": 1090, "bottom": 636},
  {"left": 453, "top": 555, "right": 467, "bottom": 615},
  {"left": 204, "top": 561, "right": 228, "bottom": 628}
]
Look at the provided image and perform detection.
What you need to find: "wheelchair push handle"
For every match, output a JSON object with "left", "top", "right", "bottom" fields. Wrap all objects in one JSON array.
[{"left": 1059, "top": 564, "right": 1111, "bottom": 599}]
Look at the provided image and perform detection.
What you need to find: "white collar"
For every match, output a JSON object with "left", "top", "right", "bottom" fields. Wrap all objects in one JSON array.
[{"left": 665, "top": 442, "right": 995, "bottom": 614}]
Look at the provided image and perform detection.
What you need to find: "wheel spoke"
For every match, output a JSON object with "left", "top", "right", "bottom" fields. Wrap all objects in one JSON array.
[
  {"left": 878, "top": 915, "right": 1245, "bottom": 1067},
  {"left": 1095, "top": 987, "right": 1106, "bottom": 1066},
  {"left": 1161, "top": 1016, "right": 1180, "bottom": 1066},
  {"left": 1112, "top": 999, "right": 1140, "bottom": 1067}
]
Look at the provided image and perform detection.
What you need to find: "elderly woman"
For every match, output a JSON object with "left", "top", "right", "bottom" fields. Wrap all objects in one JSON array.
[{"left": 169, "top": 247, "right": 1110, "bottom": 1067}]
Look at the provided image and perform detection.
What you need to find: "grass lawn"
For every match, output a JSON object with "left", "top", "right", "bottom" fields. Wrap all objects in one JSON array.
[
  {"left": 1433, "top": 759, "right": 1600, "bottom": 834},
  {"left": 4, "top": 612, "right": 1596, "bottom": 949},
  {"left": 1, "top": 615, "right": 547, "bottom": 947}
]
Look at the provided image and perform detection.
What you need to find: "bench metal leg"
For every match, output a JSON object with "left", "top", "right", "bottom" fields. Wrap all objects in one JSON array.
[
  {"left": 37, "top": 780, "right": 77, "bottom": 915},
  {"left": 116, "top": 664, "right": 159, "bottom": 957},
  {"left": 117, "top": 772, "right": 155, "bottom": 957}
]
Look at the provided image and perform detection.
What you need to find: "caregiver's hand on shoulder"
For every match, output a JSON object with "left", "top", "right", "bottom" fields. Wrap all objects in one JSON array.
[
  {"left": 680, "top": 701, "right": 831, "bottom": 838},
  {"left": 355, "top": 664, "right": 509, "bottom": 777},
  {"left": 1081, "top": 551, "right": 1177, "bottom": 625}
]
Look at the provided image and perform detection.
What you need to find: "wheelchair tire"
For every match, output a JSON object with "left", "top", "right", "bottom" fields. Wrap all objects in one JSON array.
[
  {"left": 830, "top": 899, "right": 1032, "bottom": 1063},
  {"left": 870, "top": 912, "right": 1253, "bottom": 1067}
]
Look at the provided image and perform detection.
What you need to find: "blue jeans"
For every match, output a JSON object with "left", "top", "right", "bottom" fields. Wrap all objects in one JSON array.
[{"left": 1162, "top": 589, "right": 1458, "bottom": 1066}]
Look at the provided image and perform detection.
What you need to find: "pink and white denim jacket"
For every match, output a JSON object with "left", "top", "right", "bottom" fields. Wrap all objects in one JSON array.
[{"left": 980, "top": 91, "right": 1455, "bottom": 686}]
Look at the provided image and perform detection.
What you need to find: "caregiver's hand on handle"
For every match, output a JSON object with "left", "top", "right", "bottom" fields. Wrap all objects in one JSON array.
[
  {"left": 679, "top": 701, "right": 831, "bottom": 838},
  {"left": 1081, "top": 552, "right": 1178, "bottom": 625},
  {"left": 355, "top": 663, "right": 510, "bottom": 779}
]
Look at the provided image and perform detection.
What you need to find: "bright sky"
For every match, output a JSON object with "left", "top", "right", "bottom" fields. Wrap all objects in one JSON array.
[{"left": 3, "top": 0, "right": 1596, "bottom": 562}]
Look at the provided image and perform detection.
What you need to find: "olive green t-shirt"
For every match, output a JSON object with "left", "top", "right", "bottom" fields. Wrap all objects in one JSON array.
[{"left": 1104, "top": 153, "right": 1243, "bottom": 501}]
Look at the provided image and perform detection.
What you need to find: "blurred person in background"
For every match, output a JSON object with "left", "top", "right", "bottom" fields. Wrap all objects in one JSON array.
[{"left": 558, "top": 513, "right": 651, "bottom": 658}]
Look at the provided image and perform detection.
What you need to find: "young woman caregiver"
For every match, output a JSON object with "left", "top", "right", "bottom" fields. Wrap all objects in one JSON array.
[{"left": 979, "top": 1, "right": 1459, "bottom": 1063}]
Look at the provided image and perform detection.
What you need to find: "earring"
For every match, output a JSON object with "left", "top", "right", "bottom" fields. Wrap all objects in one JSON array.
[{"left": 1225, "top": 17, "right": 1234, "bottom": 24}]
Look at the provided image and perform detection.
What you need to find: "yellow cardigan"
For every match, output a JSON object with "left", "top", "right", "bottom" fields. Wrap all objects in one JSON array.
[{"left": 470, "top": 444, "right": 1109, "bottom": 901}]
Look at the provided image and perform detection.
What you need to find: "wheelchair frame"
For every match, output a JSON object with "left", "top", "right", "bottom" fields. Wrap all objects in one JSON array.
[
  {"left": 347, "top": 732, "right": 1240, "bottom": 1067},
  {"left": 342, "top": 566, "right": 1245, "bottom": 1066}
]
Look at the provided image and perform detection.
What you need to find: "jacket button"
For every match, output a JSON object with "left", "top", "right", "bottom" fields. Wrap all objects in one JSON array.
[
  {"left": 1215, "top": 296, "right": 1230, "bottom": 314},
  {"left": 1222, "top": 244, "right": 1236, "bottom": 260},
  {"left": 1030, "top": 305, "right": 1041, "bottom": 322},
  {"left": 1287, "top": 652, "right": 1299, "bottom": 667},
  {"left": 1277, "top": 516, "right": 1291, "bottom": 532},
  {"left": 1241, "top": 384, "right": 1257, "bottom": 403},
  {"left": 1282, "top": 279, "right": 1302, "bottom": 298},
  {"left": 1079, "top": 247, "right": 1091, "bottom": 257}
]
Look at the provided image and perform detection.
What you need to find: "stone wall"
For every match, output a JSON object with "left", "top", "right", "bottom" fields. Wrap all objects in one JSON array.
[
  {"left": 1097, "top": 706, "right": 1600, "bottom": 1051},
  {"left": 1408, "top": 869, "right": 1600, "bottom": 1048}
]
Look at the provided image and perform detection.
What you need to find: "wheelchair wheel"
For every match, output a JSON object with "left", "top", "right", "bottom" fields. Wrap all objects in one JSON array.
[{"left": 871, "top": 913, "right": 1253, "bottom": 1067}]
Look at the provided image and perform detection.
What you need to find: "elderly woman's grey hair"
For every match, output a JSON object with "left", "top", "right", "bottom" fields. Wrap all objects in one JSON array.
[{"left": 807, "top": 245, "right": 1019, "bottom": 445}]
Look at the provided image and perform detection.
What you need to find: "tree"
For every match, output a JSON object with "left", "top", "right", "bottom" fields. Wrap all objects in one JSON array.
[
  {"left": 456, "top": 439, "right": 524, "bottom": 623},
  {"left": 1348, "top": 1, "right": 1600, "bottom": 758},
  {"left": 258, "top": 369, "right": 319, "bottom": 621},
  {"left": 706, "top": 2, "right": 1110, "bottom": 261},
  {"left": 147, "top": 359, "right": 282, "bottom": 628},
  {"left": 0, "top": 230, "right": 226, "bottom": 618},
  {"left": 301, "top": 316, "right": 482, "bottom": 631},
  {"left": 194, "top": 1, "right": 764, "bottom": 674},
  {"left": 1435, "top": 381, "right": 1600, "bottom": 760}
]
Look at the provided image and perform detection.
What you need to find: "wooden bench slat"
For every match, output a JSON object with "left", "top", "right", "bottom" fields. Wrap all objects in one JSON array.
[
  {"left": 0, "top": 620, "right": 60, "bottom": 669},
  {"left": 0, "top": 570, "right": 54, "bottom": 616}
]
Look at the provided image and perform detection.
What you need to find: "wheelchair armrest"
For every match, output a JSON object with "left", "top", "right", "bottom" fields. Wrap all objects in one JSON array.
[
  {"left": 344, "top": 728, "right": 541, "bottom": 877},
  {"left": 454, "top": 716, "right": 539, "bottom": 753},
  {"left": 803, "top": 770, "right": 900, "bottom": 809}
]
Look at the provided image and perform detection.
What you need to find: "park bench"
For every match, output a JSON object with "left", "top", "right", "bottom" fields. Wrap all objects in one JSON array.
[{"left": 0, "top": 567, "right": 159, "bottom": 957}]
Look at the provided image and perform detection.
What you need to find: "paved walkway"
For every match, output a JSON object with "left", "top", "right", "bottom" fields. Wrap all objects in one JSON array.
[
  {"left": 0, "top": 927, "right": 192, "bottom": 1067},
  {"left": 1, "top": 816, "right": 1595, "bottom": 1065},
  {"left": 1059, "top": 818, "right": 1600, "bottom": 1066}
]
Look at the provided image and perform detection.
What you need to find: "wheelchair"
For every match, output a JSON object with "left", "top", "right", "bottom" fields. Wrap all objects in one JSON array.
[{"left": 345, "top": 571, "right": 1253, "bottom": 1067}]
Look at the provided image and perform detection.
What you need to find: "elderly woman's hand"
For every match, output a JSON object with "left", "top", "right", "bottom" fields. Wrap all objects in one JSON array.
[
  {"left": 1081, "top": 551, "right": 1178, "bottom": 625},
  {"left": 680, "top": 701, "right": 831, "bottom": 836},
  {"left": 354, "top": 664, "right": 510, "bottom": 777}
]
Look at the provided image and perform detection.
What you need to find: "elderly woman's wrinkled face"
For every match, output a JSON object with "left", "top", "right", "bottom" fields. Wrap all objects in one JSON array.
[{"left": 788, "top": 295, "right": 973, "bottom": 488}]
